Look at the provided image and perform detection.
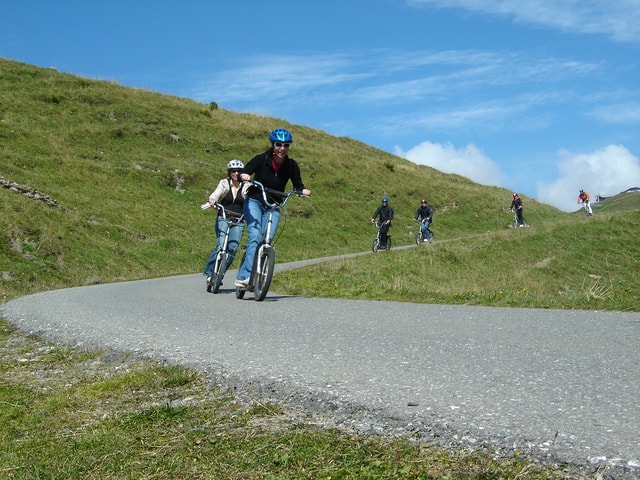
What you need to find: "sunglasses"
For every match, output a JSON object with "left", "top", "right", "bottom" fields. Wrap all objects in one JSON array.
[
  {"left": 274, "top": 142, "right": 291, "bottom": 148},
  {"left": 229, "top": 170, "right": 241, "bottom": 173}
]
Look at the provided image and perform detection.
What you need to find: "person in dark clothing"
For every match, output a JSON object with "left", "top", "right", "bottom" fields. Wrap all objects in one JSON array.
[
  {"left": 235, "top": 128, "right": 311, "bottom": 287},
  {"left": 414, "top": 198, "right": 434, "bottom": 242},
  {"left": 371, "top": 197, "right": 394, "bottom": 246},
  {"left": 510, "top": 193, "right": 526, "bottom": 227},
  {"left": 203, "top": 159, "right": 246, "bottom": 284}
]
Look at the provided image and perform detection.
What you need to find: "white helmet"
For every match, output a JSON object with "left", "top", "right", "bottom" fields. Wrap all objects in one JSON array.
[{"left": 226, "top": 159, "right": 244, "bottom": 170}]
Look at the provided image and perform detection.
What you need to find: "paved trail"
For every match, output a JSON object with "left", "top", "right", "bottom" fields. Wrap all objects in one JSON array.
[{"left": 2, "top": 259, "right": 639, "bottom": 478}]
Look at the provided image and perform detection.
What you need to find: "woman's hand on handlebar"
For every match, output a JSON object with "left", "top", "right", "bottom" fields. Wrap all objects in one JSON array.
[{"left": 201, "top": 200, "right": 218, "bottom": 210}]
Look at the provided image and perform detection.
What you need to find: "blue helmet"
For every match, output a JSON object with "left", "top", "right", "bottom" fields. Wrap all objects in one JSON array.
[
  {"left": 382, "top": 197, "right": 388, "bottom": 203},
  {"left": 269, "top": 128, "right": 293, "bottom": 143}
]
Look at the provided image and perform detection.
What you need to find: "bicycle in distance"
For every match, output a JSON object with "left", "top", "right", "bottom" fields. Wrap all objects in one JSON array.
[
  {"left": 236, "top": 180, "right": 308, "bottom": 301},
  {"left": 372, "top": 221, "right": 392, "bottom": 253},
  {"left": 200, "top": 203, "right": 244, "bottom": 294},
  {"left": 415, "top": 218, "right": 434, "bottom": 245}
]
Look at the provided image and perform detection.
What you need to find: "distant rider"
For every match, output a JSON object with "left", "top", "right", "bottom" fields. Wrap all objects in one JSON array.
[
  {"left": 371, "top": 197, "right": 394, "bottom": 247},
  {"left": 578, "top": 189, "right": 593, "bottom": 216},
  {"left": 414, "top": 198, "right": 433, "bottom": 242},
  {"left": 510, "top": 193, "right": 526, "bottom": 227}
]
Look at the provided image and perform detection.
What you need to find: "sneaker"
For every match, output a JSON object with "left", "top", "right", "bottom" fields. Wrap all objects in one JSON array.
[{"left": 234, "top": 278, "right": 249, "bottom": 287}]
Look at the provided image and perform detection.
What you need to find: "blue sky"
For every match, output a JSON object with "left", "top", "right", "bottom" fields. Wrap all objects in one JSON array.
[{"left": 2, "top": 0, "right": 639, "bottom": 211}]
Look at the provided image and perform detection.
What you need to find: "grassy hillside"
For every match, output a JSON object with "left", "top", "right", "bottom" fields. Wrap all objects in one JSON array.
[
  {"left": 1, "top": 58, "right": 638, "bottom": 311},
  {"left": 276, "top": 207, "right": 640, "bottom": 311}
]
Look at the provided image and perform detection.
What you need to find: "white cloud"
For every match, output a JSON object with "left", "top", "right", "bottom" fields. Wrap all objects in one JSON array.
[
  {"left": 398, "top": 142, "right": 640, "bottom": 213},
  {"left": 396, "top": 141, "right": 505, "bottom": 186},
  {"left": 408, "top": 0, "right": 640, "bottom": 43},
  {"left": 381, "top": 92, "right": 562, "bottom": 135},
  {"left": 189, "top": 53, "right": 371, "bottom": 103},
  {"left": 591, "top": 102, "right": 640, "bottom": 124},
  {"left": 190, "top": 49, "right": 599, "bottom": 119},
  {"left": 536, "top": 144, "right": 640, "bottom": 211}
]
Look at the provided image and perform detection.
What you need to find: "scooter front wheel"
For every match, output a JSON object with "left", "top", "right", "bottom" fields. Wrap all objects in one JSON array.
[
  {"left": 210, "top": 253, "right": 228, "bottom": 294},
  {"left": 254, "top": 247, "right": 275, "bottom": 302}
]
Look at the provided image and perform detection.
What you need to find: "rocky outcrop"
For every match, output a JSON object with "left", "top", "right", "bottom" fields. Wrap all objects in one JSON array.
[{"left": 1, "top": 176, "right": 61, "bottom": 208}]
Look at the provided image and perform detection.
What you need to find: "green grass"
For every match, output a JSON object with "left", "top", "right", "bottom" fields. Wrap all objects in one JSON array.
[
  {"left": 0, "top": 320, "right": 570, "bottom": 479},
  {"left": 275, "top": 206, "right": 640, "bottom": 311},
  {"left": 1, "top": 57, "right": 638, "bottom": 479}
]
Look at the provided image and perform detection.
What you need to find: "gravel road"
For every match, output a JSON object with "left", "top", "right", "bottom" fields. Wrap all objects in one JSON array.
[{"left": 2, "top": 263, "right": 639, "bottom": 478}]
